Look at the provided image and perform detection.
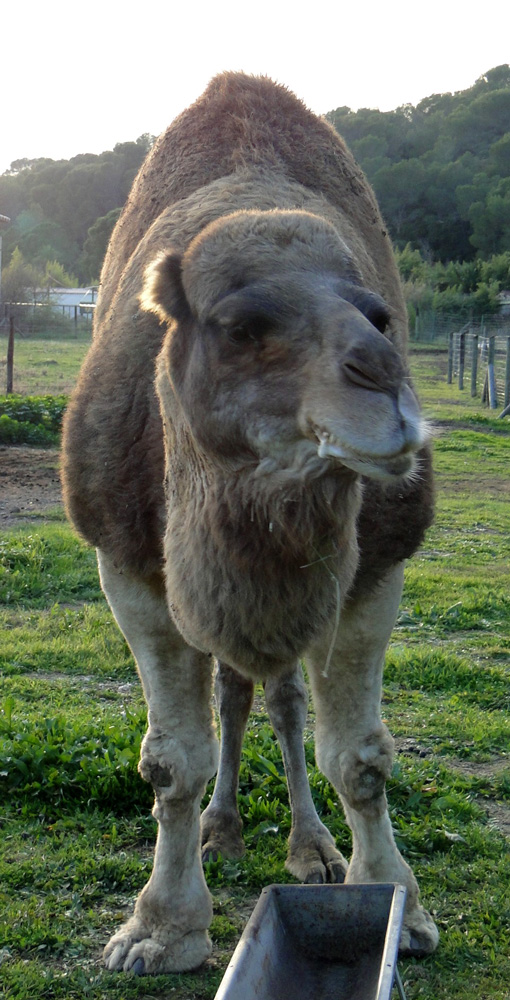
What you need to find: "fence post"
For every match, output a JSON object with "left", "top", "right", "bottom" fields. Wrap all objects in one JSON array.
[
  {"left": 6, "top": 316, "right": 14, "bottom": 393},
  {"left": 505, "top": 337, "right": 510, "bottom": 410},
  {"left": 447, "top": 331, "right": 454, "bottom": 384},
  {"left": 470, "top": 333, "right": 478, "bottom": 397},
  {"left": 488, "top": 336, "right": 498, "bottom": 409},
  {"left": 458, "top": 330, "right": 466, "bottom": 390}
]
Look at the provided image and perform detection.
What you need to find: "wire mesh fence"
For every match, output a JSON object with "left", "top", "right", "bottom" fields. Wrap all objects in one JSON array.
[
  {"left": 1, "top": 301, "right": 94, "bottom": 337},
  {"left": 447, "top": 324, "right": 510, "bottom": 417}
]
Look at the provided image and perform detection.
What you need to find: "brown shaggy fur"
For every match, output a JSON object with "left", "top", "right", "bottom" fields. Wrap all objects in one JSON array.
[
  {"left": 61, "top": 72, "right": 432, "bottom": 591},
  {"left": 60, "top": 73, "right": 439, "bottom": 975}
]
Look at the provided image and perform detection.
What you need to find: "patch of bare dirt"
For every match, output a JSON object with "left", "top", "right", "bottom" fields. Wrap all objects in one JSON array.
[
  {"left": 434, "top": 418, "right": 510, "bottom": 435},
  {"left": 0, "top": 446, "right": 63, "bottom": 527},
  {"left": 435, "top": 475, "right": 510, "bottom": 497},
  {"left": 481, "top": 800, "right": 510, "bottom": 838}
]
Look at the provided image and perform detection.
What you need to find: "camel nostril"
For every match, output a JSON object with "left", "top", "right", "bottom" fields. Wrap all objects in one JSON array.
[{"left": 342, "top": 362, "right": 382, "bottom": 391}]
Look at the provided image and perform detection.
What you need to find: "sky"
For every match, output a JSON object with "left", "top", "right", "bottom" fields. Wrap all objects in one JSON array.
[{"left": 1, "top": 0, "right": 509, "bottom": 174}]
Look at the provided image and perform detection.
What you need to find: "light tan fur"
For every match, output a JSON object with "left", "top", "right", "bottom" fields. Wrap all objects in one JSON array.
[{"left": 61, "top": 73, "right": 437, "bottom": 975}]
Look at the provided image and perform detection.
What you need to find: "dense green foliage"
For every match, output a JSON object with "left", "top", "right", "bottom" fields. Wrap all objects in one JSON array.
[
  {"left": 0, "top": 137, "right": 153, "bottom": 283},
  {"left": 395, "top": 245, "right": 510, "bottom": 325},
  {"left": 0, "top": 395, "right": 67, "bottom": 445},
  {"left": 327, "top": 65, "right": 510, "bottom": 262}
]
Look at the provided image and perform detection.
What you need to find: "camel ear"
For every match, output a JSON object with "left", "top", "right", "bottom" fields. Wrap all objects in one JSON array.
[{"left": 140, "top": 251, "right": 192, "bottom": 325}]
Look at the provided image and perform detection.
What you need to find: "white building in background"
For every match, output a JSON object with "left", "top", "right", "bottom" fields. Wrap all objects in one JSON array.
[
  {"left": 498, "top": 291, "right": 510, "bottom": 316},
  {"left": 34, "top": 287, "right": 98, "bottom": 317}
]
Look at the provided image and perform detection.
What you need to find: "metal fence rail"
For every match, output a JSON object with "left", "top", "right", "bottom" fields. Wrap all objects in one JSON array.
[
  {"left": 447, "top": 328, "right": 510, "bottom": 417},
  {"left": 1, "top": 301, "right": 93, "bottom": 336}
]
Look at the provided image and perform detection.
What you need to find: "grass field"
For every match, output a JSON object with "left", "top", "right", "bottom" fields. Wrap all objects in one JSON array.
[
  {"left": 0, "top": 329, "right": 91, "bottom": 397},
  {"left": 0, "top": 338, "right": 509, "bottom": 999}
]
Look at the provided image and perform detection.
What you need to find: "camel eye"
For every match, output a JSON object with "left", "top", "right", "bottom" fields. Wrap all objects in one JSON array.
[
  {"left": 334, "top": 281, "right": 391, "bottom": 335},
  {"left": 368, "top": 306, "right": 390, "bottom": 335},
  {"left": 228, "top": 316, "right": 272, "bottom": 344}
]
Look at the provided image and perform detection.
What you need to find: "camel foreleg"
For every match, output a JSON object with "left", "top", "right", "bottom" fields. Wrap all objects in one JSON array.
[
  {"left": 307, "top": 562, "right": 439, "bottom": 957},
  {"left": 97, "top": 551, "right": 218, "bottom": 974}
]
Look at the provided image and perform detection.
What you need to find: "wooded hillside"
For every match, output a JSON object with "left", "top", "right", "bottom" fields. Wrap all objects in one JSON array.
[
  {"left": 0, "top": 136, "right": 154, "bottom": 285},
  {"left": 327, "top": 65, "right": 510, "bottom": 263},
  {"left": 0, "top": 66, "right": 509, "bottom": 287}
]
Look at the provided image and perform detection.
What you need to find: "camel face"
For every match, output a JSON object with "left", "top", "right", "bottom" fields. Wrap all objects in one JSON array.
[{"left": 146, "top": 210, "right": 426, "bottom": 483}]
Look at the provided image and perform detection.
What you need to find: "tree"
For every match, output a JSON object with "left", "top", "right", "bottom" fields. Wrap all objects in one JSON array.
[
  {"left": 480, "top": 252, "right": 510, "bottom": 288},
  {"left": 371, "top": 159, "right": 429, "bottom": 238},
  {"left": 79, "top": 208, "right": 122, "bottom": 282},
  {"left": 325, "top": 65, "right": 510, "bottom": 263},
  {"left": 469, "top": 184, "right": 510, "bottom": 256},
  {"left": 1, "top": 247, "right": 40, "bottom": 303},
  {"left": 478, "top": 65, "right": 510, "bottom": 91},
  {"left": 16, "top": 219, "right": 78, "bottom": 272},
  {"left": 489, "top": 133, "right": 510, "bottom": 177},
  {"left": 43, "top": 260, "right": 79, "bottom": 288}
]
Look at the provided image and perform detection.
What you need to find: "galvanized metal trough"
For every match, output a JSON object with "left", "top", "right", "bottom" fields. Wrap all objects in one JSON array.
[{"left": 215, "top": 883, "right": 407, "bottom": 1000}]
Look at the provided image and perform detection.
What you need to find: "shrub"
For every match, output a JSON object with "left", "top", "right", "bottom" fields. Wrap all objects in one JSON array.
[{"left": 0, "top": 394, "right": 68, "bottom": 446}]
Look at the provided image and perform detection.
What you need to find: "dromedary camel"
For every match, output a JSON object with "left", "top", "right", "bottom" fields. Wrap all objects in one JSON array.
[{"left": 61, "top": 72, "right": 439, "bottom": 974}]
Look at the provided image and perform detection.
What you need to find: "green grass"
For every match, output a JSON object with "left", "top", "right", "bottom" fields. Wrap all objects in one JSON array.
[
  {"left": 1, "top": 331, "right": 91, "bottom": 397},
  {"left": 0, "top": 347, "right": 509, "bottom": 998}
]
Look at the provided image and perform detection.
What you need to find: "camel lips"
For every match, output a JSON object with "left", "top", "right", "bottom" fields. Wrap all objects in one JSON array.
[{"left": 316, "top": 429, "right": 349, "bottom": 461}]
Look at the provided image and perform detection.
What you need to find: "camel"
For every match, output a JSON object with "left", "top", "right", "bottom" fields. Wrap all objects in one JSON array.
[{"left": 61, "top": 72, "right": 438, "bottom": 975}]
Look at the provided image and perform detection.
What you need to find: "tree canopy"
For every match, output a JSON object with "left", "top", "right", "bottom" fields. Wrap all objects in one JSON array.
[
  {"left": 326, "top": 65, "right": 510, "bottom": 262},
  {"left": 0, "top": 68, "right": 509, "bottom": 294},
  {"left": 0, "top": 135, "right": 154, "bottom": 284}
]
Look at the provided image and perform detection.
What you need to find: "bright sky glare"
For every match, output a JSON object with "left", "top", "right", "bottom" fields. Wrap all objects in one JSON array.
[{"left": 1, "top": 0, "right": 508, "bottom": 174}]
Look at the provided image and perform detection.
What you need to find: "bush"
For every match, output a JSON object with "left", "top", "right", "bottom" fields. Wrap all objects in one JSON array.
[
  {"left": 27, "top": 305, "right": 75, "bottom": 336},
  {"left": 0, "top": 394, "right": 68, "bottom": 446},
  {"left": 7, "top": 304, "right": 76, "bottom": 336}
]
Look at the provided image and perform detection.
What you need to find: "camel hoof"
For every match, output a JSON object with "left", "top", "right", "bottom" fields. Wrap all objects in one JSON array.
[
  {"left": 103, "top": 919, "right": 212, "bottom": 974},
  {"left": 303, "top": 860, "right": 346, "bottom": 884},
  {"left": 201, "top": 807, "right": 246, "bottom": 862},
  {"left": 326, "top": 860, "right": 346, "bottom": 884},
  {"left": 304, "top": 870, "right": 325, "bottom": 884},
  {"left": 285, "top": 826, "right": 348, "bottom": 886},
  {"left": 399, "top": 907, "right": 439, "bottom": 957},
  {"left": 202, "top": 845, "right": 220, "bottom": 864}
]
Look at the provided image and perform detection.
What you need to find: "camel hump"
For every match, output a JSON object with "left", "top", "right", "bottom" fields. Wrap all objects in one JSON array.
[{"left": 96, "top": 72, "right": 382, "bottom": 329}]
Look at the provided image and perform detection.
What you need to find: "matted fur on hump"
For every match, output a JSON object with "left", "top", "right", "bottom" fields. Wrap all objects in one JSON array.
[{"left": 96, "top": 72, "right": 403, "bottom": 332}]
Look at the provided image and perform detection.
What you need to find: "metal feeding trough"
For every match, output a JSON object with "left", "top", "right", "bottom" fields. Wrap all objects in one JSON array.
[{"left": 215, "top": 883, "right": 407, "bottom": 1000}]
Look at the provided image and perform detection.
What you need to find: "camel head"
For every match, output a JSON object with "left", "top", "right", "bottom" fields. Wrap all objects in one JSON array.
[{"left": 142, "top": 210, "right": 427, "bottom": 482}]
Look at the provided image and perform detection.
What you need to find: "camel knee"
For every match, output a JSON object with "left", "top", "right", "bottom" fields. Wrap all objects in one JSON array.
[
  {"left": 318, "top": 726, "right": 394, "bottom": 812},
  {"left": 139, "top": 727, "right": 218, "bottom": 802}
]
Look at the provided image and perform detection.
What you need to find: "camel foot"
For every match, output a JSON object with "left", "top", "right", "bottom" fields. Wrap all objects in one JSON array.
[
  {"left": 201, "top": 805, "right": 245, "bottom": 862},
  {"left": 103, "top": 916, "right": 211, "bottom": 974},
  {"left": 285, "top": 823, "right": 348, "bottom": 884},
  {"left": 399, "top": 903, "right": 439, "bottom": 957}
]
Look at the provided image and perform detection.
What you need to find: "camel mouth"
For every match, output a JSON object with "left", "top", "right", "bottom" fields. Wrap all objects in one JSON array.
[{"left": 312, "top": 426, "right": 417, "bottom": 481}]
